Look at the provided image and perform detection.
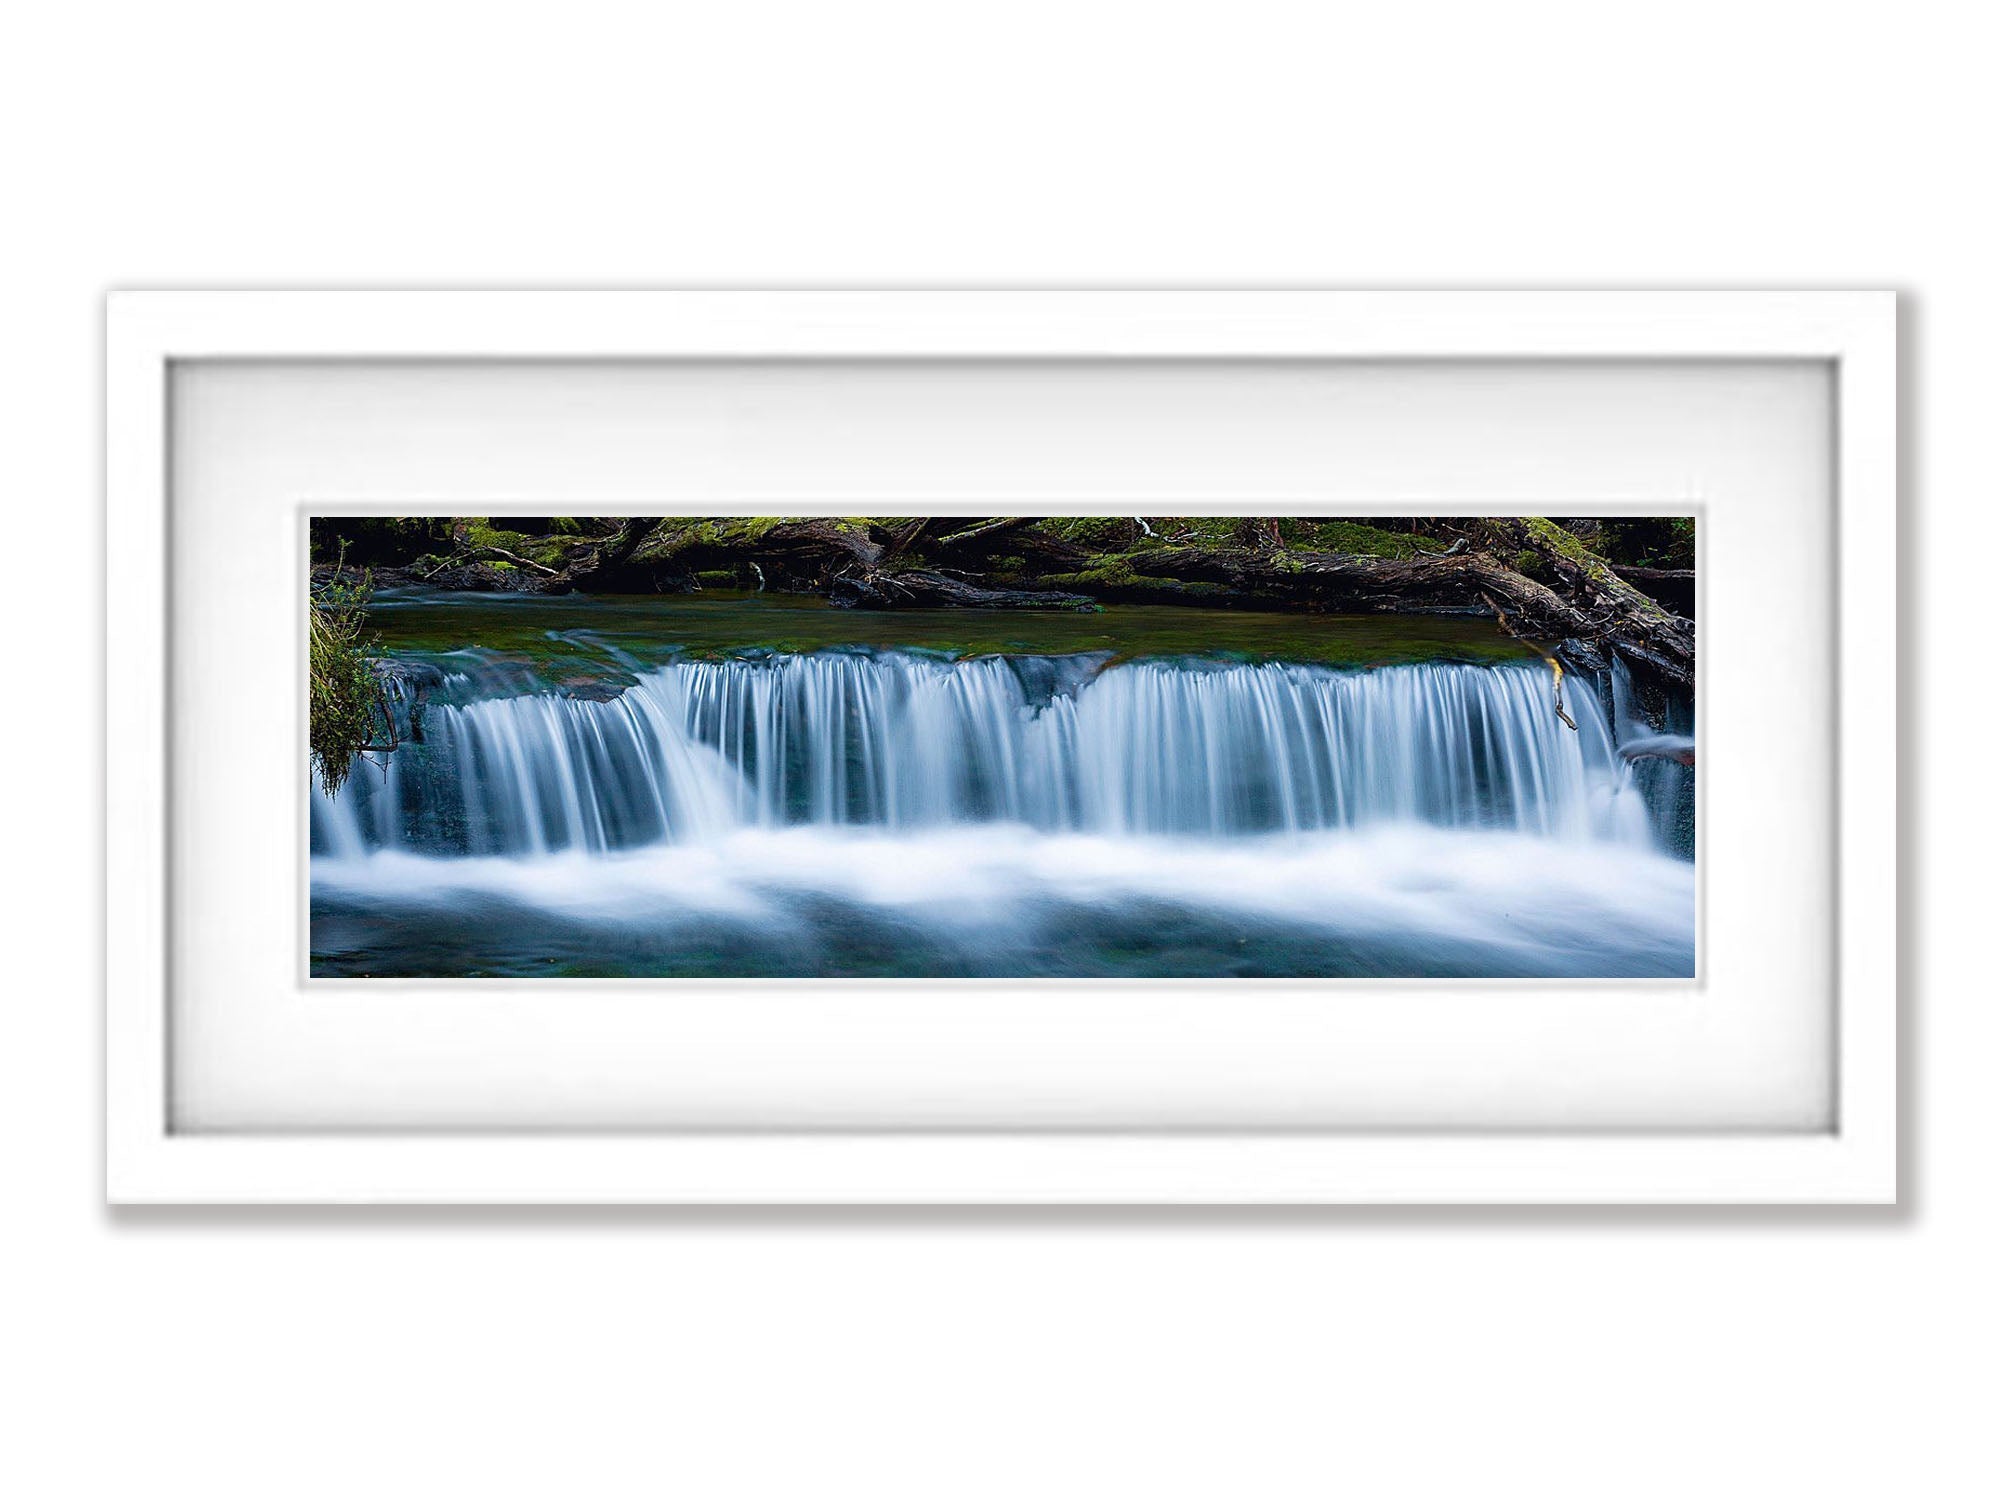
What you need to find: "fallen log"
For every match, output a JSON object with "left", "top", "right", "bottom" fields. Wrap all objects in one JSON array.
[
  {"left": 927, "top": 516, "right": 1043, "bottom": 553},
  {"left": 1471, "top": 518, "right": 1696, "bottom": 689},
  {"left": 1104, "top": 533, "right": 1694, "bottom": 689},
  {"left": 418, "top": 544, "right": 560, "bottom": 579},
  {"left": 586, "top": 517, "right": 884, "bottom": 592},
  {"left": 383, "top": 514, "right": 1694, "bottom": 692},
  {"left": 1612, "top": 564, "right": 1696, "bottom": 616},
  {"left": 829, "top": 568, "right": 1097, "bottom": 611},
  {"left": 883, "top": 517, "right": 936, "bottom": 558}
]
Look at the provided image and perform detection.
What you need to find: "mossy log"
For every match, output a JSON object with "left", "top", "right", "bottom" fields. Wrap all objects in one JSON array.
[
  {"left": 1471, "top": 518, "right": 1695, "bottom": 687},
  {"left": 1612, "top": 564, "right": 1696, "bottom": 616},
  {"left": 1108, "top": 529, "right": 1693, "bottom": 688},
  {"left": 350, "top": 514, "right": 1694, "bottom": 689},
  {"left": 829, "top": 568, "right": 1096, "bottom": 611},
  {"left": 577, "top": 517, "right": 1099, "bottom": 610}
]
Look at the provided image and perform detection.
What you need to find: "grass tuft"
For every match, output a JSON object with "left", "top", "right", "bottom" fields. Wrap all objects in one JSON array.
[{"left": 308, "top": 553, "right": 391, "bottom": 797}]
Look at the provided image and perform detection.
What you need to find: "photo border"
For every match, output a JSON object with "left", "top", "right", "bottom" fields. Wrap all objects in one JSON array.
[{"left": 106, "top": 291, "right": 1895, "bottom": 1203}]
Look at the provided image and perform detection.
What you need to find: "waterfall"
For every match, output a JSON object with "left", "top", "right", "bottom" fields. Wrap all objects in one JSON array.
[
  {"left": 1608, "top": 654, "right": 1697, "bottom": 856},
  {"left": 312, "top": 653, "right": 1659, "bottom": 857}
]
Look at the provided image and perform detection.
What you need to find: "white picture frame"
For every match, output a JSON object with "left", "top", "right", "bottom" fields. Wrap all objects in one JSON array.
[{"left": 106, "top": 290, "right": 1896, "bottom": 1204}]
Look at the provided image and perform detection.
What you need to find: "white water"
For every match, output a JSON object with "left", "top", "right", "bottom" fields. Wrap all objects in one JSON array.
[
  {"left": 311, "top": 652, "right": 1692, "bottom": 977},
  {"left": 315, "top": 654, "right": 1653, "bottom": 853}
]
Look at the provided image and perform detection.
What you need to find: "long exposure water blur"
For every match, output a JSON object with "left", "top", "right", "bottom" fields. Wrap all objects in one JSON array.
[{"left": 310, "top": 592, "right": 1695, "bottom": 978}]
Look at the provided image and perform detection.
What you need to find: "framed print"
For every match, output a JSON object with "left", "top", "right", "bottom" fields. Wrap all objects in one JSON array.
[{"left": 106, "top": 290, "right": 1897, "bottom": 1203}]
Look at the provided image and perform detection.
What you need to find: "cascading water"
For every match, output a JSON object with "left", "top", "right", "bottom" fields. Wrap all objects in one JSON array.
[
  {"left": 314, "top": 654, "right": 1653, "bottom": 854},
  {"left": 311, "top": 650, "right": 1695, "bottom": 979},
  {"left": 1608, "top": 654, "right": 1697, "bottom": 857}
]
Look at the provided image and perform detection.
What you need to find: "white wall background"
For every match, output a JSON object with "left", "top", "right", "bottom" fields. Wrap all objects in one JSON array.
[{"left": 1, "top": 3, "right": 1983, "bottom": 1497}]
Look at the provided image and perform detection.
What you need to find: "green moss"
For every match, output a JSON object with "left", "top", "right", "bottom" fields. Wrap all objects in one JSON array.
[
  {"left": 1518, "top": 517, "right": 1623, "bottom": 590},
  {"left": 701, "top": 515, "right": 873, "bottom": 541},
  {"left": 460, "top": 520, "right": 533, "bottom": 553},
  {"left": 1040, "top": 556, "right": 1144, "bottom": 590},
  {"left": 1161, "top": 516, "right": 1247, "bottom": 545},
  {"left": 1103, "top": 517, "right": 1444, "bottom": 558},
  {"left": 1283, "top": 520, "right": 1443, "bottom": 558},
  {"left": 1520, "top": 516, "right": 1592, "bottom": 562},
  {"left": 463, "top": 522, "right": 569, "bottom": 570},
  {"left": 629, "top": 522, "right": 699, "bottom": 563},
  {"left": 1512, "top": 518, "right": 1682, "bottom": 620},
  {"left": 673, "top": 517, "right": 774, "bottom": 549},
  {"left": 1033, "top": 554, "right": 1236, "bottom": 600},
  {"left": 625, "top": 516, "right": 884, "bottom": 568},
  {"left": 1045, "top": 516, "right": 1140, "bottom": 549}
]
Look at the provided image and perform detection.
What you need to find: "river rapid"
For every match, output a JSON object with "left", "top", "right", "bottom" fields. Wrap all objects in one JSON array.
[{"left": 310, "top": 592, "right": 1695, "bottom": 979}]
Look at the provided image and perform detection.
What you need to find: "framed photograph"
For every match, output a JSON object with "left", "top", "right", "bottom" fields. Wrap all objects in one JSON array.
[{"left": 107, "top": 290, "right": 1896, "bottom": 1203}]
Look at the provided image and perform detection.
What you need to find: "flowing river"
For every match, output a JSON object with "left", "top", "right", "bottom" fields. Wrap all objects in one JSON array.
[{"left": 310, "top": 592, "right": 1695, "bottom": 978}]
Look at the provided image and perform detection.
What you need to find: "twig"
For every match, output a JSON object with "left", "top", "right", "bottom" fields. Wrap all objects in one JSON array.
[
  {"left": 931, "top": 516, "right": 1037, "bottom": 550},
  {"left": 420, "top": 544, "right": 560, "bottom": 578},
  {"left": 1546, "top": 655, "right": 1576, "bottom": 731},
  {"left": 1483, "top": 590, "right": 1574, "bottom": 730}
]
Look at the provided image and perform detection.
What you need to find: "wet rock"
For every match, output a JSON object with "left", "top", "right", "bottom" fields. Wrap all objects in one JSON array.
[
  {"left": 1554, "top": 637, "right": 1609, "bottom": 675},
  {"left": 558, "top": 677, "right": 629, "bottom": 702}
]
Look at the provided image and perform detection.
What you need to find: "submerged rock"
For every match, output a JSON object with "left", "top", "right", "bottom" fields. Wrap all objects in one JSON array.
[{"left": 558, "top": 677, "right": 629, "bottom": 702}]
